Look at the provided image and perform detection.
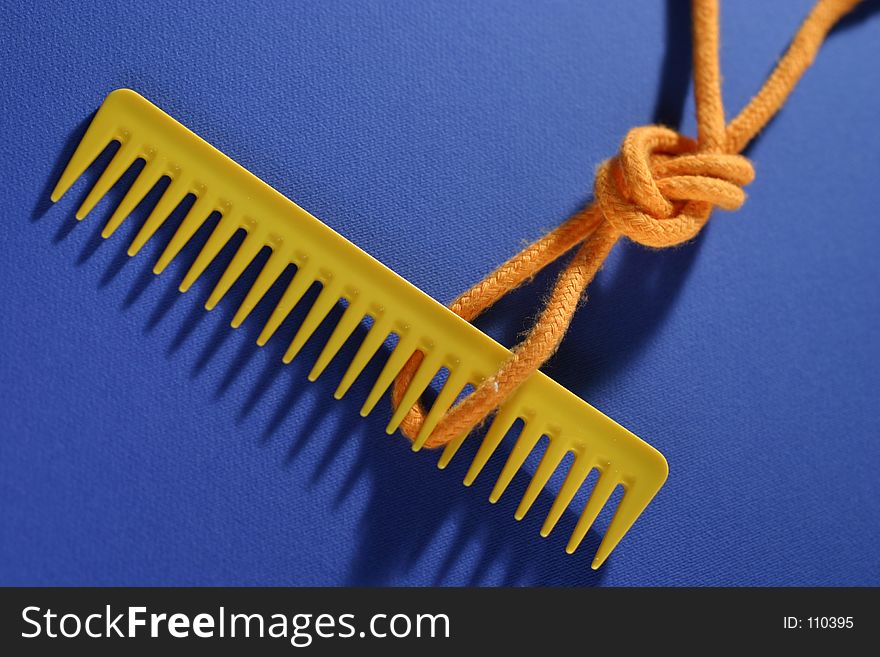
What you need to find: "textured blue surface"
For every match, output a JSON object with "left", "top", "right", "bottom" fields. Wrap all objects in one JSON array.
[{"left": 1, "top": 0, "right": 878, "bottom": 586}]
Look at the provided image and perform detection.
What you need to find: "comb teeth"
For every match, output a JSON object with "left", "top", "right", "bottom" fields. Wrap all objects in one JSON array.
[
  {"left": 412, "top": 368, "right": 469, "bottom": 450},
  {"left": 307, "top": 298, "right": 367, "bottom": 382},
  {"left": 232, "top": 247, "right": 292, "bottom": 329},
  {"left": 127, "top": 176, "right": 187, "bottom": 249},
  {"left": 51, "top": 89, "right": 668, "bottom": 568}
]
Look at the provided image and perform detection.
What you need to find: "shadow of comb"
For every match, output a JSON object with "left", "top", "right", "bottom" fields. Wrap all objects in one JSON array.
[{"left": 38, "top": 143, "right": 614, "bottom": 586}]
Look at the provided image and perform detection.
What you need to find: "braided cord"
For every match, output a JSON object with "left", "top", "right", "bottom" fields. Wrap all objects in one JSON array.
[{"left": 393, "top": 0, "right": 864, "bottom": 448}]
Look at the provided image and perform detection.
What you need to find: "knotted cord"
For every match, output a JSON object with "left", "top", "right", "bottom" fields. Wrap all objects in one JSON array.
[{"left": 392, "top": 0, "right": 863, "bottom": 448}]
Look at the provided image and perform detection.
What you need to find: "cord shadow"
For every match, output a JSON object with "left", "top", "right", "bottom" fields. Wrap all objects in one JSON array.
[
  {"left": 550, "top": 237, "right": 703, "bottom": 397},
  {"left": 739, "top": 0, "right": 879, "bottom": 157},
  {"left": 653, "top": 0, "right": 692, "bottom": 128},
  {"left": 831, "top": 0, "right": 879, "bottom": 32},
  {"left": 467, "top": 0, "right": 700, "bottom": 406}
]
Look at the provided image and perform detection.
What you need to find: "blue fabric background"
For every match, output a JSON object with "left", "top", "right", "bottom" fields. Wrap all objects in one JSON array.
[{"left": 1, "top": 0, "right": 878, "bottom": 586}]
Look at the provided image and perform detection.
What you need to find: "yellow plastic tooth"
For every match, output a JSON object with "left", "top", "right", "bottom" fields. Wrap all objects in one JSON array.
[
  {"left": 256, "top": 262, "right": 316, "bottom": 346},
  {"left": 153, "top": 195, "right": 215, "bottom": 274},
  {"left": 437, "top": 431, "right": 469, "bottom": 469},
  {"left": 541, "top": 455, "right": 592, "bottom": 538},
  {"left": 591, "top": 484, "right": 658, "bottom": 570},
  {"left": 282, "top": 282, "right": 342, "bottom": 364},
  {"left": 179, "top": 213, "right": 240, "bottom": 293},
  {"left": 463, "top": 401, "right": 521, "bottom": 486},
  {"left": 360, "top": 335, "right": 417, "bottom": 417},
  {"left": 50, "top": 118, "right": 115, "bottom": 203},
  {"left": 125, "top": 175, "right": 189, "bottom": 250},
  {"left": 205, "top": 229, "right": 266, "bottom": 311},
  {"left": 75, "top": 141, "right": 138, "bottom": 220},
  {"left": 308, "top": 299, "right": 366, "bottom": 382},
  {"left": 412, "top": 369, "right": 469, "bottom": 451},
  {"left": 566, "top": 469, "right": 618, "bottom": 555},
  {"left": 385, "top": 354, "right": 442, "bottom": 434},
  {"left": 231, "top": 247, "right": 292, "bottom": 329},
  {"left": 333, "top": 318, "right": 391, "bottom": 400},
  {"left": 515, "top": 439, "right": 568, "bottom": 521},
  {"left": 52, "top": 89, "right": 670, "bottom": 567},
  {"left": 104, "top": 160, "right": 164, "bottom": 241},
  {"left": 489, "top": 420, "right": 545, "bottom": 503}
]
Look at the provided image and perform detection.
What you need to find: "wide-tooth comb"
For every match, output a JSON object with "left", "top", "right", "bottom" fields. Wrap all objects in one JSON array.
[{"left": 50, "top": 89, "right": 668, "bottom": 568}]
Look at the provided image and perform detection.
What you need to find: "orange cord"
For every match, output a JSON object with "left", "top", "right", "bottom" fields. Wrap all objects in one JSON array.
[{"left": 393, "top": 0, "right": 864, "bottom": 449}]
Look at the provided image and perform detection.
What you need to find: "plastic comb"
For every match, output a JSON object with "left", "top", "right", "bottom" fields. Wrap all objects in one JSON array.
[{"left": 50, "top": 89, "right": 668, "bottom": 569}]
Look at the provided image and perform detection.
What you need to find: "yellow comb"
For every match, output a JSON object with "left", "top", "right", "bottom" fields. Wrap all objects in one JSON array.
[{"left": 50, "top": 89, "right": 668, "bottom": 569}]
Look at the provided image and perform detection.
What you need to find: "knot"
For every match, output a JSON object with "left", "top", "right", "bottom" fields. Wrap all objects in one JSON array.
[{"left": 595, "top": 126, "right": 755, "bottom": 248}]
